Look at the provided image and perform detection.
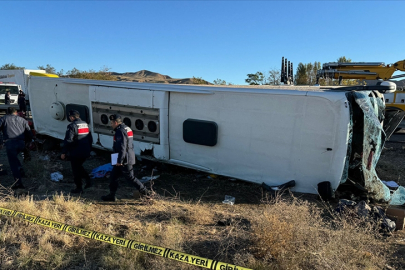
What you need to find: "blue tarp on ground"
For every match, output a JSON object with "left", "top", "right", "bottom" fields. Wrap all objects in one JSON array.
[{"left": 91, "top": 163, "right": 113, "bottom": 178}]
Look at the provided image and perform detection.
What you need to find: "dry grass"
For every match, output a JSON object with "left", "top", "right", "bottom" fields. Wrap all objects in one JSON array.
[
  {"left": 0, "top": 192, "right": 223, "bottom": 269},
  {"left": 0, "top": 192, "right": 389, "bottom": 270},
  {"left": 249, "top": 196, "right": 388, "bottom": 270},
  {"left": 0, "top": 151, "right": 390, "bottom": 269}
]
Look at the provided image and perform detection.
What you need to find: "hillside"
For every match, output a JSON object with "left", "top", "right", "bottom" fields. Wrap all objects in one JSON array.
[{"left": 111, "top": 70, "right": 211, "bottom": 84}]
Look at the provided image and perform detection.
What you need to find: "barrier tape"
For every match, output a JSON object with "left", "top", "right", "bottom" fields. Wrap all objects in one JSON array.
[{"left": 0, "top": 207, "right": 252, "bottom": 270}]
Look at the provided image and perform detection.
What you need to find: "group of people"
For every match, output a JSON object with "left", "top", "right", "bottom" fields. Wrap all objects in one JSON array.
[{"left": 0, "top": 108, "right": 152, "bottom": 201}]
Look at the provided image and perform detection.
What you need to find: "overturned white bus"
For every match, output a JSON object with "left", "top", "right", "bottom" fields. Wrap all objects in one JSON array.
[{"left": 25, "top": 76, "right": 399, "bottom": 201}]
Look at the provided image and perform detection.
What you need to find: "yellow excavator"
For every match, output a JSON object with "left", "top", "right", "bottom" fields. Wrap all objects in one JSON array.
[
  {"left": 317, "top": 59, "right": 405, "bottom": 137},
  {"left": 316, "top": 60, "right": 405, "bottom": 85}
]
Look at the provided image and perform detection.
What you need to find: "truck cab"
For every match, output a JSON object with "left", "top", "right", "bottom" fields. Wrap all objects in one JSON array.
[{"left": 0, "top": 81, "right": 20, "bottom": 108}]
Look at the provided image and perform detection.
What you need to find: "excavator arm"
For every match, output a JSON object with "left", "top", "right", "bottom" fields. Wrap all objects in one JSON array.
[{"left": 317, "top": 60, "right": 405, "bottom": 84}]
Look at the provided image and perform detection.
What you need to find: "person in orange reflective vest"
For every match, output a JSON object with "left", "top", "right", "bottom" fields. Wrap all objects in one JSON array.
[{"left": 61, "top": 110, "right": 93, "bottom": 193}]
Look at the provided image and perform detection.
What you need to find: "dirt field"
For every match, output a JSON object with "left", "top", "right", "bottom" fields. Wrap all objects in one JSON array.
[{"left": 1, "top": 138, "right": 405, "bottom": 269}]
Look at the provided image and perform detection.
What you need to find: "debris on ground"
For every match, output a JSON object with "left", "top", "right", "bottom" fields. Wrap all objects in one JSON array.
[
  {"left": 261, "top": 180, "right": 296, "bottom": 197},
  {"left": 50, "top": 171, "right": 63, "bottom": 182},
  {"left": 335, "top": 199, "right": 396, "bottom": 232},
  {"left": 140, "top": 175, "right": 160, "bottom": 182},
  {"left": 385, "top": 206, "right": 405, "bottom": 230},
  {"left": 222, "top": 195, "right": 235, "bottom": 205},
  {"left": 390, "top": 186, "right": 405, "bottom": 205}
]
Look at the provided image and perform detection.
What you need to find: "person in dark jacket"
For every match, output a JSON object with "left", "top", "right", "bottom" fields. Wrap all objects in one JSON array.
[
  {"left": 0, "top": 107, "right": 33, "bottom": 190},
  {"left": 18, "top": 90, "right": 26, "bottom": 114},
  {"left": 61, "top": 110, "right": 93, "bottom": 193},
  {"left": 5, "top": 91, "right": 11, "bottom": 105},
  {"left": 101, "top": 114, "right": 151, "bottom": 201}
]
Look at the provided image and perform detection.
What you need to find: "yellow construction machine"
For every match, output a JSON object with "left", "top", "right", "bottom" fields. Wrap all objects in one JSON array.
[
  {"left": 316, "top": 60, "right": 405, "bottom": 85},
  {"left": 316, "top": 59, "right": 405, "bottom": 137}
]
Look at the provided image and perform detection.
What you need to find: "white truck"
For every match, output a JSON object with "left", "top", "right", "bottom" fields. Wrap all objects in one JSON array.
[
  {"left": 21, "top": 74, "right": 399, "bottom": 201},
  {"left": 0, "top": 70, "right": 49, "bottom": 112},
  {"left": 0, "top": 81, "right": 20, "bottom": 109}
]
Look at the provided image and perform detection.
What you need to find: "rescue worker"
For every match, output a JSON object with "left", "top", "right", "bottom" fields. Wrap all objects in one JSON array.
[
  {"left": 101, "top": 114, "right": 151, "bottom": 201},
  {"left": 61, "top": 110, "right": 93, "bottom": 193},
  {"left": 5, "top": 91, "right": 11, "bottom": 105},
  {"left": 0, "top": 107, "right": 33, "bottom": 190}
]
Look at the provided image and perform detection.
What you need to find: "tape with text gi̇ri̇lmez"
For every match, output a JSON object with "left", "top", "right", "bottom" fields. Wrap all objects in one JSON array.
[{"left": 0, "top": 207, "right": 253, "bottom": 270}]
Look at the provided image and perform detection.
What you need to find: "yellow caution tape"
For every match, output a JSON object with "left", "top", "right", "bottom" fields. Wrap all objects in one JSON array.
[{"left": 0, "top": 207, "right": 252, "bottom": 270}]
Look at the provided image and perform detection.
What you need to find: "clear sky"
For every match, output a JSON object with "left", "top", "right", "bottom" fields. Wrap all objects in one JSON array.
[{"left": 2, "top": 1, "right": 404, "bottom": 85}]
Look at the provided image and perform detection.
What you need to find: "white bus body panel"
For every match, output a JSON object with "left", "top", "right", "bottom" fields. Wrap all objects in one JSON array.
[
  {"left": 29, "top": 77, "right": 90, "bottom": 139},
  {"left": 169, "top": 90, "right": 350, "bottom": 194},
  {"left": 28, "top": 77, "right": 351, "bottom": 194}
]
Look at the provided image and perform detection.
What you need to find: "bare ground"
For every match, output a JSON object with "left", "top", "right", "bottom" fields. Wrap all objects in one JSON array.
[{"left": 375, "top": 139, "right": 405, "bottom": 270}]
